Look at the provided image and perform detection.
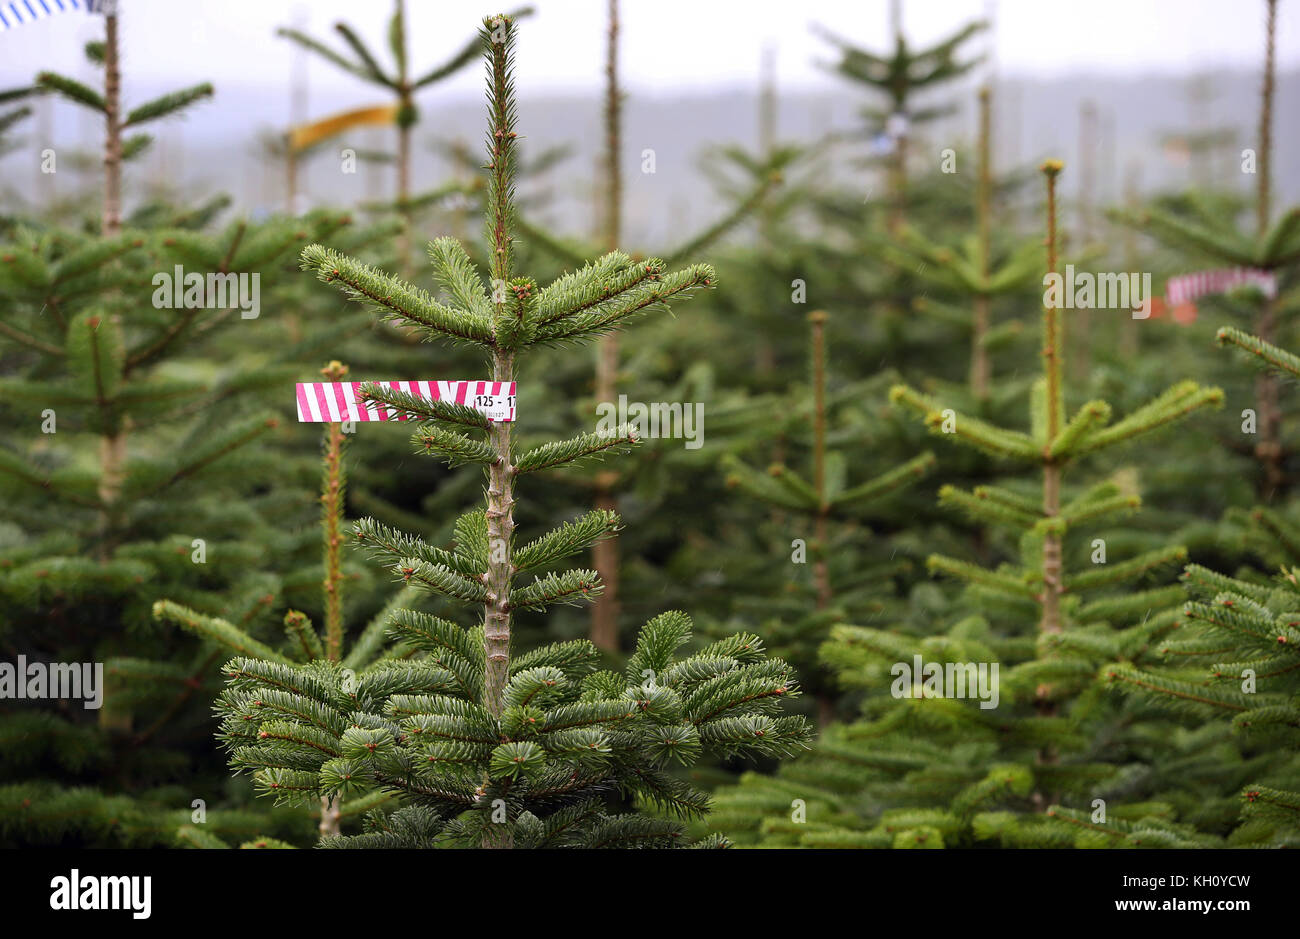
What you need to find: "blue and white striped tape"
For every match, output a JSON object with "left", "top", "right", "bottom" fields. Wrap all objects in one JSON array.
[{"left": 0, "top": 0, "right": 103, "bottom": 32}]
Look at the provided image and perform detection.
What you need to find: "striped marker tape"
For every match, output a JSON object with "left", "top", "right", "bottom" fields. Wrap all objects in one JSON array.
[
  {"left": 296, "top": 380, "right": 516, "bottom": 423},
  {"left": 0, "top": 0, "right": 97, "bottom": 31},
  {"left": 1166, "top": 268, "right": 1276, "bottom": 306}
]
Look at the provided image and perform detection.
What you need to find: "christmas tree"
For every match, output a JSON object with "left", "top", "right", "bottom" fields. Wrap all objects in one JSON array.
[
  {"left": 0, "top": 5, "right": 358, "bottom": 846},
  {"left": 872, "top": 88, "right": 1041, "bottom": 398},
  {"left": 276, "top": 0, "right": 532, "bottom": 273},
  {"left": 181, "top": 14, "right": 811, "bottom": 849},
  {"left": 1117, "top": 0, "right": 1297, "bottom": 496},
  {"left": 814, "top": 3, "right": 986, "bottom": 231},
  {"left": 157, "top": 360, "right": 428, "bottom": 847},
  {"left": 719, "top": 310, "right": 934, "bottom": 726},
  {"left": 708, "top": 161, "right": 1226, "bottom": 847},
  {"left": 1101, "top": 331, "right": 1300, "bottom": 847}
]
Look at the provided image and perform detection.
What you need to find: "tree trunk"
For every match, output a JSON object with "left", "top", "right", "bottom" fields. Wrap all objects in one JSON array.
[
  {"left": 1254, "top": 0, "right": 1281, "bottom": 498},
  {"left": 97, "top": 13, "right": 126, "bottom": 561},
  {"left": 971, "top": 87, "right": 992, "bottom": 398},
  {"left": 590, "top": 0, "right": 623, "bottom": 652},
  {"left": 103, "top": 12, "right": 122, "bottom": 237},
  {"left": 318, "top": 794, "right": 341, "bottom": 838}
]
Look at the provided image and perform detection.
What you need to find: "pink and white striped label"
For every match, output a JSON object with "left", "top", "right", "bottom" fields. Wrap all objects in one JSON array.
[
  {"left": 1166, "top": 268, "right": 1276, "bottom": 306},
  {"left": 295, "top": 380, "right": 516, "bottom": 423}
]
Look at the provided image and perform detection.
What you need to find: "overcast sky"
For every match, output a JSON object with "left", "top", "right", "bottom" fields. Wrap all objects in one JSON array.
[{"left": 1, "top": 0, "right": 1297, "bottom": 111}]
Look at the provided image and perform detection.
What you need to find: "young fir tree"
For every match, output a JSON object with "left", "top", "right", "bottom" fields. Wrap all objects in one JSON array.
[
  {"left": 708, "top": 161, "right": 1226, "bottom": 848},
  {"left": 813, "top": 5, "right": 986, "bottom": 231},
  {"left": 873, "top": 88, "right": 1040, "bottom": 398},
  {"left": 720, "top": 310, "right": 934, "bottom": 726},
  {"left": 189, "top": 14, "right": 811, "bottom": 849},
  {"left": 510, "top": 0, "right": 783, "bottom": 654},
  {"left": 0, "top": 87, "right": 35, "bottom": 212},
  {"left": 1103, "top": 326, "right": 1300, "bottom": 847},
  {"left": 158, "top": 361, "right": 425, "bottom": 848},
  {"left": 1118, "top": 0, "right": 1299, "bottom": 496},
  {"left": 276, "top": 0, "right": 531, "bottom": 273},
  {"left": 0, "top": 8, "right": 367, "bottom": 846},
  {"left": 28, "top": 6, "right": 213, "bottom": 238}
]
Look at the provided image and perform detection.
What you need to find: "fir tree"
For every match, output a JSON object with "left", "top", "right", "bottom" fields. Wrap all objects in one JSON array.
[
  {"left": 720, "top": 310, "right": 934, "bottom": 726},
  {"left": 29, "top": 6, "right": 213, "bottom": 237},
  {"left": 1118, "top": 0, "right": 1299, "bottom": 495},
  {"left": 157, "top": 360, "right": 427, "bottom": 847},
  {"left": 814, "top": 5, "right": 986, "bottom": 231},
  {"left": 0, "top": 7, "right": 364, "bottom": 846},
  {"left": 708, "top": 161, "right": 1225, "bottom": 848},
  {"left": 519, "top": 0, "right": 785, "bottom": 654},
  {"left": 276, "top": 0, "right": 532, "bottom": 273},
  {"left": 873, "top": 88, "right": 1041, "bottom": 398},
  {"left": 1104, "top": 326, "right": 1300, "bottom": 846},
  {"left": 187, "top": 14, "right": 811, "bottom": 849}
]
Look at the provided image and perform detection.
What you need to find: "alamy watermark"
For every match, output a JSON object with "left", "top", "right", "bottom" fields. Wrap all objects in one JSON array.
[
  {"left": 890, "top": 654, "right": 999, "bottom": 709},
  {"left": 0, "top": 656, "right": 103, "bottom": 709},
  {"left": 152, "top": 264, "right": 261, "bottom": 319},
  {"left": 50, "top": 869, "right": 150, "bottom": 919},
  {"left": 1043, "top": 264, "right": 1152, "bottom": 320},
  {"left": 595, "top": 395, "right": 704, "bottom": 450}
]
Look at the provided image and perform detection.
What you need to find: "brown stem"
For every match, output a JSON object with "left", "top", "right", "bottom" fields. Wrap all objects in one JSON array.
[
  {"left": 1072, "top": 101, "right": 1097, "bottom": 383},
  {"left": 482, "top": 24, "right": 517, "bottom": 848},
  {"left": 1254, "top": 295, "right": 1285, "bottom": 498},
  {"left": 322, "top": 378, "right": 351, "bottom": 840},
  {"left": 1258, "top": 0, "right": 1276, "bottom": 240},
  {"left": 320, "top": 367, "right": 347, "bottom": 661},
  {"left": 972, "top": 87, "right": 992, "bottom": 398},
  {"left": 483, "top": 356, "right": 515, "bottom": 712},
  {"left": 809, "top": 311, "right": 835, "bottom": 727},
  {"left": 809, "top": 310, "right": 831, "bottom": 608},
  {"left": 888, "top": 130, "right": 907, "bottom": 235},
  {"left": 286, "top": 147, "right": 298, "bottom": 215},
  {"left": 103, "top": 12, "right": 122, "bottom": 237},
  {"left": 1254, "top": 0, "right": 1282, "bottom": 498},
  {"left": 397, "top": 116, "right": 412, "bottom": 277},
  {"left": 590, "top": 0, "right": 623, "bottom": 652},
  {"left": 1040, "top": 161, "right": 1064, "bottom": 636},
  {"left": 1120, "top": 161, "right": 1140, "bottom": 359},
  {"left": 95, "top": 13, "right": 125, "bottom": 560}
]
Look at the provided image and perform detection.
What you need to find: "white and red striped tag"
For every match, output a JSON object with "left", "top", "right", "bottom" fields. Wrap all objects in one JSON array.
[
  {"left": 295, "top": 380, "right": 516, "bottom": 423},
  {"left": 1165, "top": 268, "right": 1277, "bottom": 306}
]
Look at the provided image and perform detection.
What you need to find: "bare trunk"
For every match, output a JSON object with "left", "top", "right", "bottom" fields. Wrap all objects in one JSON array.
[
  {"left": 1071, "top": 101, "right": 1097, "bottom": 383},
  {"left": 1258, "top": 0, "right": 1275, "bottom": 242},
  {"left": 322, "top": 416, "right": 346, "bottom": 660},
  {"left": 103, "top": 12, "right": 122, "bottom": 237},
  {"left": 1254, "top": 0, "right": 1281, "bottom": 498},
  {"left": 1034, "top": 163, "right": 1066, "bottom": 803},
  {"left": 809, "top": 311, "right": 835, "bottom": 727},
  {"left": 482, "top": 349, "right": 516, "bottom": 849},
  {"left": 286, "top": 149, "right": 298, "bottom": 215},
  {"left": 319, "top": 794, "right": 341, "bottom": 838},
  {"left": 1120, "top": 162, "right": 1140, "bottom": 360},
  {"left": 971, "top": 87, "right": 992, "bottom": 398},
  {"left": 97, "top": 14, "right": 125, "bottom": 561},
  {"left": 1255, "top": 296, "right": 1284, "bottom": 498},
  {"left": 590, "top": 0, "right": 623, "bottom": 651},
  {"left": 397, "top": 118, "right": 411, "bottom": 277},
  {"left": 888, "top": 131, "right": 907, "bottom": 235},
  {"left": 1040, "top": 166, "right": 1063, "bottom": 636},
  {"left": 95, "top": 12, "right": 129, "bottom": 734},
  {"left": 1041, "top": 463, "right": 1063, "bottom": 635}
]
